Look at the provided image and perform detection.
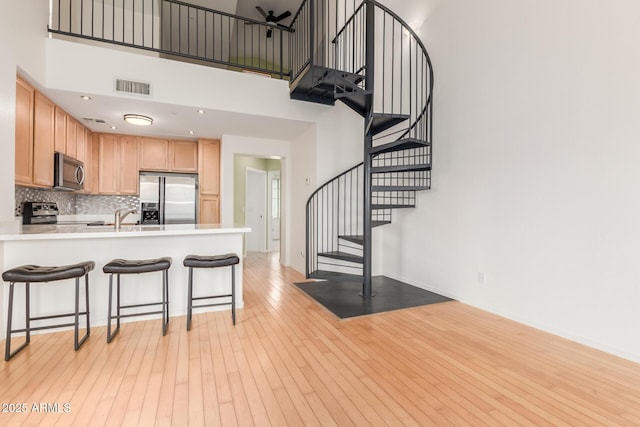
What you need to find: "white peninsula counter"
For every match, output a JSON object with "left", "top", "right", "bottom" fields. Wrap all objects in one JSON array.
[{"left": 0, "top": 223, "right": 250, "bottom": 337}]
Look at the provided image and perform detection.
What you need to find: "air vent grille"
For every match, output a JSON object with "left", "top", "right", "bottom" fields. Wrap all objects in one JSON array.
[{"left": 115, "top": 78, "right": 151, "bottom": 96}]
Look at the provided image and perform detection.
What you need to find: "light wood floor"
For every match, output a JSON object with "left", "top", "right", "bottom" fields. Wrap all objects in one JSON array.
[{"left": 1, "top": 253, "right": 640, "bottom": 426}]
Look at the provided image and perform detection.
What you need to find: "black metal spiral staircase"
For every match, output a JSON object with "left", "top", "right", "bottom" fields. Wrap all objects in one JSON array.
[{"left": 291, "top": 1, "right": 434, "bottom": 297}]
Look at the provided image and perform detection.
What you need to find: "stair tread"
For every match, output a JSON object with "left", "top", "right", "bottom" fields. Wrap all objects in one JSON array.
[
  {"left": 373, "top": 185, "right": 430, "bottom": 191},
  {"left": 371, "top": 138, "right": 431, "bottom": 155},
  {"left": 318, "top": 251, "right": 364, "bottom": 263},
  {"left": 372, "top": 220, "right": 391, "bottom": 228},
  {"left": 370, "top": 113, "right": 410, "bottom": 136},
  {"left": 309, "top": 270, "right": 364, "bottom": 282},
  {"left": 372, "top": 204, "right": 415, "bottom": 209},
  {"left": 339, "top": 235, "right": 364, "bottom": 244},
  {"left": 372, "top": 164, "right": 431, "bottom": 173}
]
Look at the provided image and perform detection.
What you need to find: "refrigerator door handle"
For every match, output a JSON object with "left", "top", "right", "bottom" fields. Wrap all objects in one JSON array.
[{"left": 159, "top": 176, "right": 166, "bottom": 225}]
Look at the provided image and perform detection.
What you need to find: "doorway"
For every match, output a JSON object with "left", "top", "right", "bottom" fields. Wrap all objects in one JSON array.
[{"left": 245, "top": 168, "right": 267, "bottom": 252}]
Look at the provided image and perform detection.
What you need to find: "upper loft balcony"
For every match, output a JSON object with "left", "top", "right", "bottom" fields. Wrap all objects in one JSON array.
[{"left": 48, "top": 0, "right": 298, "bottom": 79}]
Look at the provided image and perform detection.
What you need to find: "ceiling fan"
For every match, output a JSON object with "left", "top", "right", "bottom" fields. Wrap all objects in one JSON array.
[{"left": 254, "top": 6, "right": 292, "bottom": 37}]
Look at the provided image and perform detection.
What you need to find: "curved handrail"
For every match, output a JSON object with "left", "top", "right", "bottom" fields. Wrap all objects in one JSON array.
[{"left": 305, "top": 162, "right": 364, "bottom": 210}]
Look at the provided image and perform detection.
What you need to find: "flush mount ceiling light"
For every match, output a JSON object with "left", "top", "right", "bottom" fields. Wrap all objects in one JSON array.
[{"left": 123, "top": 114, "right": 153, "bottom": 126}]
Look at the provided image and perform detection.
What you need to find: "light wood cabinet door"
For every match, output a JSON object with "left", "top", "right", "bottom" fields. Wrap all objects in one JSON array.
[
  {"left": 81, "top": 128, "right": 93, "bottom": 193},
  {"left": 170, "top": 140, "right": 198, "bottom": 172},
  {"left": 75, "top": 124, "right": 86, "bottom": 164},
  {"left": 32, "top": 92, "right": 55, "bottom": 187},
  {"left": 15, "top": 77, "right": 34, "bottom": 185},
  {"left": 119, "top": 135, "right": 139, "bottom": 194},
  {"left": 198, "top": 139, "right": 220, "bottom": 195},
  {"left": 139, "top": 137, "right": 169, "bottom": 171},
  {"left": 98, "top": 134, "right": 119, "bottom": 194},
  {"left": 54, "top": 107, "right": 66, "bottom": 155},
  {"left": 199, "top": 196, "right": 220, "bottom": 224},
  {"left": 90, "top": 135, "right": 100, "bottom": 194},
  {"left": 66, "top": 117, "right": 77, "bottom": 158}
]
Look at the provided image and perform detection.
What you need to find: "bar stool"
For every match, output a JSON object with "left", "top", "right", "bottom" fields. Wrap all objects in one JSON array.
[
  {"left": 2, "top": 261, "right": 95, "bottom": 361},
  {"left": 183, "top": 254, "right": 240, "bottom": 330},
  {"left": 103, "top": 257, "right": 172, "bottom": 343}
]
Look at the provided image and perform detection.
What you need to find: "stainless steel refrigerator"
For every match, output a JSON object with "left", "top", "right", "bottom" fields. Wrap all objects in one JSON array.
[{"left": 139, "top": 172, "right": 198, "bottom": 224}]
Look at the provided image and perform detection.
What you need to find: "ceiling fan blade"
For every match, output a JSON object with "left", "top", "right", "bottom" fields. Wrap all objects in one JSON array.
[
  {"left": 274, "top": 10, "right": 291, "bottom": 22},
  {"left": 256, "top": 6, "right": 268, "bottom": 19}
]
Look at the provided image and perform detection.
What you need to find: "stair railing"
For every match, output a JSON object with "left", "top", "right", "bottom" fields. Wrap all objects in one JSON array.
[
  {"left": 306, "top": 163, "right": 364, "bottom": 279},
  {"left": 48, "top": 0, "right": 292, "bottom": 78}
]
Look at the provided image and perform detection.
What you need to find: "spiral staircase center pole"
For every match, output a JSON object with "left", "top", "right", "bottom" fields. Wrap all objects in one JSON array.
[{"left": 361, "top": 0, "right": 375, "bottom": 298}]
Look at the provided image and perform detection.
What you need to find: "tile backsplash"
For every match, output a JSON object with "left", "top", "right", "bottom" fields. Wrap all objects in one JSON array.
[{"left": 15, "top": 186, "right": 139, "bottom": 216}]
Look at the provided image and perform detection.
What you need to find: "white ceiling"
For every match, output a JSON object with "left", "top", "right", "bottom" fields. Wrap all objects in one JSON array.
[{"left": 45, "top": 87, "right": 314, "bottom": 141}]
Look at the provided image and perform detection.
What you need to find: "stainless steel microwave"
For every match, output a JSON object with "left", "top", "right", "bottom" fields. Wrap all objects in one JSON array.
[{"left": 53, "top": 152, "right": 85, "bottom": 191}]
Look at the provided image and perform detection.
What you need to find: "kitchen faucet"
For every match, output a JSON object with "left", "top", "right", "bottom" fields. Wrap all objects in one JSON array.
[{"left": 114, "top": 208, "right": 137, "bottom": 231}]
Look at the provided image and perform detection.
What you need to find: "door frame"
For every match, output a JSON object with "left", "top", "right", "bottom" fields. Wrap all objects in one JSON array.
[
  {"left": 245, "top": 167, "right": 267, "bottom": 252},
  {"left": 267, "top": 170, "right": 281, "bottom": 252}
]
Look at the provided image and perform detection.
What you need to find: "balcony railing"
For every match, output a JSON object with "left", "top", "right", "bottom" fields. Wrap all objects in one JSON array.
[{"left": 49, "top": 0, "right": 292, "bottom": 78}]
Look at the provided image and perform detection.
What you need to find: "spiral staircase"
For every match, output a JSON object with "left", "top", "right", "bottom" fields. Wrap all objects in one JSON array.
[{"left": 290, "top": 1, "right": 434, "bottom": 297}]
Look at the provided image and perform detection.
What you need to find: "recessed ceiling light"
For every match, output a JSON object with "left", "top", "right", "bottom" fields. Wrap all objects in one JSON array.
[
  {"left": 110, "top": 126, "right": 117, "bottom": 130},
  {"left": 123, "top": 114, "right": 153, "bottom": 126},
  {"left": 188, "top": 130, "right": 195, "bottom": 135},
  {"left": 80, "top": 95, "right": 92, "bottom": 100},
  {"left": 196, "top": 109, "right": 205, "bottom": 114}
]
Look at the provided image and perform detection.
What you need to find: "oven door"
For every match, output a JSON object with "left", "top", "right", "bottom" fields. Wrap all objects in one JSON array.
[{"left": 54, "top": 152, "right": 85, "bottom": 191}]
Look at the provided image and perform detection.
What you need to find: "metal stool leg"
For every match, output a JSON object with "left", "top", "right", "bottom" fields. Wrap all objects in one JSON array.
[
  {"left": 162, "top": 269, "right": 168, "bottom": 336},
  {"left": 187, "top": 267, "right": 193, "bottom": 331},
  {"left": 231, "top": 265, "right": 236, "bottom": 325},
  {"left": 74, "top": 274, "right": 90, "bottom": 350},
  {"left": 85, "top": 272, "right": 91, "bottom": 336},
  {"left": 5, "top": 282, "right": 31, "bottom": 361},
  {"left": 107, "top": 273, "right": 120, "bottom": 343}
]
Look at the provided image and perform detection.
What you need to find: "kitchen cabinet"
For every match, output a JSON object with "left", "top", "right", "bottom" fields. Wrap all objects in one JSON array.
[
  {"left": 119, "top": 135, "right": 139, "bottom": 194},
  {"left": 139, "top": 137, "right": 169, "bottom": 171},
  {"left": 75, "top": 124, "right": 87, "bottom": 165},
  {"left": 198, "top": 138, "right": 220, "bottom": 224},
  {"left": 170, "top": 140, "right": 198, "bottom": 172},
  {"left": 32, "top": 92, "right": 55, "bottom": 187},
  {"left": 66, "top": 117, "right": 77, "bottom": 158},
  {"left": 199, "top": 195, "right": 220, "bottom": 224},
  {"left": 98, "top": 134, "right": 119, "bottom": 194},
  {"left": 198, "top": 139, "right": 220, "bottom": 195},
  {"left": 15, "top": 77, "right": 34, "bottom": 186},
  {"left": 89, "top": 135, "right": 100, "bottom": 194},
  {"left": 98, "top": 133, "right": 139, "bottom": 195},
  {"left": 54, "top": 106, "right": 66, "bottom": 154}
]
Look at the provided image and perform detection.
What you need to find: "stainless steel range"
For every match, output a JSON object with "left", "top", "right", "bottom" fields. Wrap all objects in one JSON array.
[{"left": 22, "top": 202, "right": 104, "bottom": 226}]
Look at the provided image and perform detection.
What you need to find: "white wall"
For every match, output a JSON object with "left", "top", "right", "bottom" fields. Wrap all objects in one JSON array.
[{"left": 382, "top": 0, "right": 640, "bottom": 362}]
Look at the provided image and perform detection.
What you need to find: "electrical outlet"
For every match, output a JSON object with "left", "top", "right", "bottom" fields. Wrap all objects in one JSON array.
[{"left": 478, "top": 272, "right": 487, "bottom": 285}]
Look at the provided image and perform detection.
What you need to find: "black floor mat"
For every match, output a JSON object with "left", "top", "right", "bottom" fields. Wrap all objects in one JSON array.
[{"left": 294, "top": 276, "right": 453, "bottom": 319}]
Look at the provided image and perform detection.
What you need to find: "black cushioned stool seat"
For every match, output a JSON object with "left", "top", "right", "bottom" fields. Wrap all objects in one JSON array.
[
  {"left": 103, "top": 257, "right": 172, "bottom": 343},
  {"left": 184, "top": 254, "right": 240, "bottom": 330},
  {"left": 2, "top": 261, "right": 95, "bottom": 361}
]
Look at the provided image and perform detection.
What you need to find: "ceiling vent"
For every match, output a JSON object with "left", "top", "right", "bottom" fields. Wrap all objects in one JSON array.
[
  {"left": 82, "top": 118, "right": 107, "bottom": 123},
  {"left": 114, "top": 78, "right": 152, "bottom": 96}
]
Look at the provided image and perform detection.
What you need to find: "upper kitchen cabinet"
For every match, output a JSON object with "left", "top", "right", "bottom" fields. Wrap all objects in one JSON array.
[
  {"left": 98, "top": 134, "right": 119, "bottom": 194},
  {"left": 98, "top": 133, "right": 139, "bottom": 195},
  {"left": 139, "top": 137, "right": 169, "bottom": 171},
  {"left": 54, "top": 106, "right": 66, "bottom": 154},
  {"left": 15, "top": 77, "right": 34, "bottom": 186},
  {"left": 119, "top": 135, "right": 139, "bottom": 194},
  {"left": 198, "top": 138, "right": 220, "bottom": 195},
  {"left": 66, "top": 117, "right": 77, "bottom": 158},
  {"left": 170, "top": 140, "right": 198, "bottom": 172},
  {"left": 32, "top": 92, "right": 55, "bottom": 187}
]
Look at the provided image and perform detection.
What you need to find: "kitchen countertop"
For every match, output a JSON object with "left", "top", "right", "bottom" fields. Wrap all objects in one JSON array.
[{"left": 0, "top": 222, "right": 251, "bottom": 241}]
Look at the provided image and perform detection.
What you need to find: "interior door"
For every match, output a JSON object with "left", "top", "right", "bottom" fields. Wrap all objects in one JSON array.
[{"left": 245, "top": 168, "right": 267, "bottom": 252}]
